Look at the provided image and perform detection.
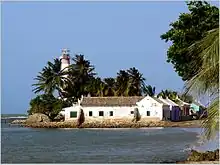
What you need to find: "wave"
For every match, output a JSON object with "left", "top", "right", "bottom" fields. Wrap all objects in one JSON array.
[{"left": 1, "top": 116, "right": 27, "bottom": 119}]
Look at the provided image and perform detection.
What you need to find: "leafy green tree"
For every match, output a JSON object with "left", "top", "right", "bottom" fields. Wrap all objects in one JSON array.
[
  {"left": 28, "top": 94, "right": 69, "bottom": 120},
  {"left": 161, "top": 1, "right": 219, "bottom": 81}
]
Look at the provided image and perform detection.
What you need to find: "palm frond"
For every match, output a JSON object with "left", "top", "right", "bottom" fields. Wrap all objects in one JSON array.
[
  {"left": 184, "top": 28, "right": 219, "bottom": 140},
  {"left": 201, "top": 97, "right": 219, "bottom": 140},
  {"left": 185, "top": 28, "right": 219, "bottom": 97}
]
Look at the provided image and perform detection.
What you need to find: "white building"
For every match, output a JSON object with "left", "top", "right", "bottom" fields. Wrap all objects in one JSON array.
[
  {"left": 63, "top": 96, "right": 167, "bottom": 121},
  {"left": 136, "top": 95, "right": 170, "bottom": 121},
  {"left": 158, "top": 97, "right": 179, "bottom": 120}
]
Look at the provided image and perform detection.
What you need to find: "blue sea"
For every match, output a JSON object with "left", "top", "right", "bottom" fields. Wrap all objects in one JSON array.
[{"left": 1, "top": 115, "right": 219, "bottom": 163}]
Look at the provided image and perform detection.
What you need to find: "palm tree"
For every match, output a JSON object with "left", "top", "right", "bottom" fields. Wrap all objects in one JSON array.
[
  {"left": 32, "top": 58, "right": 72, "bottom": 98},
  {"left": 157, "top": 89, "right": 178, "bottom": 102},
  {"left": 103, "top": 78, "right": 116, "bottom": 96},
  {"left": 115, "top": 70, "right": 131, "bottom": 96},
  {"left": 127, "top": 67, "right": 146, "bottom": 96},
  {"left": 96, "top": 82, "right": 106, "bottom": 97},
  {"left": 168, "top": 91, "right": 178, "bottom": 102},
  {"left": 143, "top": 85, "right": 156, "bottom": 97},
  {"left": 67, "top": 54, "right": 96, "bottom": 99},
  {"left": 157, "top": 90, "right": 170, "bottom": 99},
  {"left": 85, "top": 77, "right": 102, "bottom": 97},
  {"left": 184, "top": 28, "right": 219, "bottom": 140}
]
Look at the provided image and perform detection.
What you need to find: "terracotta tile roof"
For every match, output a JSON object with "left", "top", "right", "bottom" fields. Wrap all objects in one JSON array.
[{"left": 81, "top": 96, "right": 145, "bottom": 107}]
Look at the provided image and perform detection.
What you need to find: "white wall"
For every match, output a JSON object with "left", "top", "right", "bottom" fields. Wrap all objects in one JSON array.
[
  {"left": 64, "top": 96, "right": 165, "bottom": 121},
  {"left": 135, "top": 96, "right": 163, "bottom": 120},
  {"left": 64, "top": 105, "right": 81, "bottom": 121},
  {"left": 64, "top": 105, "right": 136, "bottom": 121},
  {"left": 83, "top": 106, "right": 135, "bottom": 119}
]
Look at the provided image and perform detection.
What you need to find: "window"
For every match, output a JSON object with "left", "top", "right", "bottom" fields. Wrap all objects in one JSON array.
[
  {"left": 89, "top": 111, "right": 93, "bottom": 116},
  {"left": 146, "top": 111, "right": 150, "bottom": 116},
  {"left": 109, "top": 111, "right": 113, "bottom": 116},
  {"left": 99, "top": 111, "right": 104, "bottom": 116},
  {"left": 70, "top": 111, "right": 77, "bottom": 118},
  {"left": 130, "top": 111, "right": 134, "bottom": 114}
]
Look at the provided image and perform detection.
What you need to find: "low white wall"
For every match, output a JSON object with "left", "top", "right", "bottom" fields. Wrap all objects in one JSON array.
[
  {"left": 84, "top": 106, "right": 134, "bottom": 118},
  {"left": 64, "top": 106, "right": 136, "bottom": 121},
  {"left": 64, "top": 104, "right": 163, "bottom": 121},
  {"left": 64, "top": 105, "right": 81, "bottom": 121},
  {"left": 138, "top": 106, "right": 163, "bottom": 120}
]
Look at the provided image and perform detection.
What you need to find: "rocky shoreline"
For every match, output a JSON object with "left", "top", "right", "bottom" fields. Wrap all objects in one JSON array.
[
  {"left": 176, "top": 149, "right": 219, "bottom": 164},
  {"left": 176, "top": 161, "right": 219, "bottom": 164},
  {"left": 11, "top": 118, "right": 203, "bottom": 128}
]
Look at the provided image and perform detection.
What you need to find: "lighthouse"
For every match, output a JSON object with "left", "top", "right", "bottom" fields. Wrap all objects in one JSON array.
[
  {"left": 59, "top": 48, "right": 70, "bottom": 72},
  {"left": 58, "top": 49, "right": 71, "bottom": 101}
]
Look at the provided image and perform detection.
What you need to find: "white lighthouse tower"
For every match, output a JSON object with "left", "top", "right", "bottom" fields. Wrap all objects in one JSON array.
[
  {"left": 59, "top": 48, "right": 70, "bottom": 72},
  {"left": 58, "top": 49, "right": 71, "bottom": 102}
]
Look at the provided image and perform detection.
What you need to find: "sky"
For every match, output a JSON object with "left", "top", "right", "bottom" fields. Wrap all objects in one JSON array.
[{"left": 2, "top": 1, "right": 219, "bottom": 114}]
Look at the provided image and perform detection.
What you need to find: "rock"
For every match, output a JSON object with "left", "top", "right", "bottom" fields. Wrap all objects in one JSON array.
[
  {"left": 26, "top": 113, "right": 51, "bottom": 123},
  {"left": 215, "top": 149, "right": 219, "bottom": 160},
  {"left": 187, "top": 149, "right": 219, "bottom": 161},
  {"left": 53, "top": 114, "right": 65, "bottom": 122},
  {"left": 11, "top": 119, "right": 26, "bottom": 124},
  {"left": 24, "top": 118, "right": 206, "bottom": 129},
  {"left": 205, "top": 151, "right": 216, "bottom": 161},
  {"left": 188, "top": 150, "right": 203, "bottom": 161}
]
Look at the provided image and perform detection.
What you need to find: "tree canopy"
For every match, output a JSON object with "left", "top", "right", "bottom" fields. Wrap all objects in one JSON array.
[
  {"left": 31, "top": 53, "right": 152, "bottom": 118},
  {"left": 161, "top": 1, "right": 219, "bottom": 81},
  {"left": 27, "top": 94, "right": 70, "bottom": 120}
]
